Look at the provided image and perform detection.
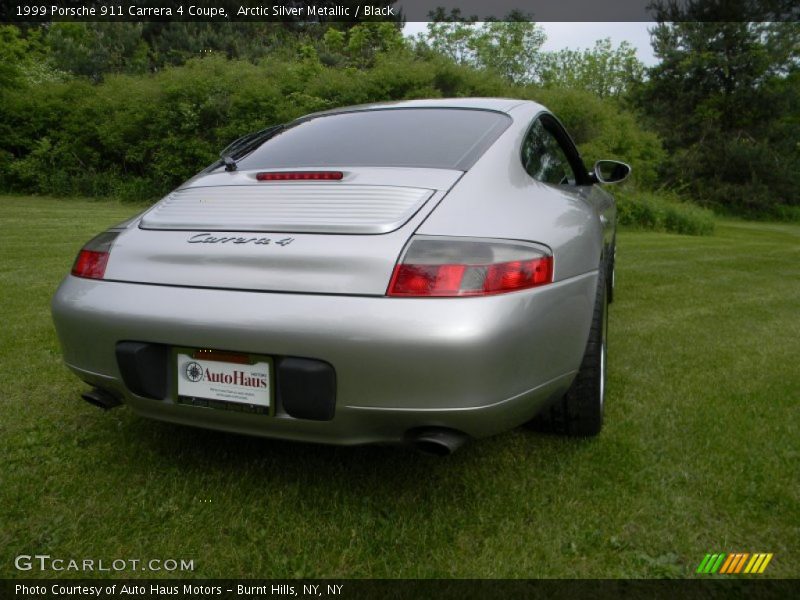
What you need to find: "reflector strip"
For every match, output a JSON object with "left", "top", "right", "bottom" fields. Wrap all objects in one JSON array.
[
  {"left": 192, "top": 349, "right": 251, "bottom": 364},
  {"left": 71, "top": 250, "right": 109, "bottom": 280}
]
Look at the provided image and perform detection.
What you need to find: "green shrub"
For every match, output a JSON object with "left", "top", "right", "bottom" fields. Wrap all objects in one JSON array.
[
  {"left": 0, "top": 52, "right": 664, "bottom": 205},
  {"left": 658, "top": 135, "right": 800, "bottom": 221},
  {"left": 772, "top": 204, "right": 800, "bottom": 222},
  {"left": 616, "top": 188, "right": 715, "bottom": 236}
]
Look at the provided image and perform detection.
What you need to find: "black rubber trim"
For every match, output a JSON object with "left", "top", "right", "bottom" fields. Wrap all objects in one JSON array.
[
  {"left": 277, "top": 357, "right": 337, "bottom": 421},
  {"left": 116, "top": 342, "right": 169, "bottom": 400}
]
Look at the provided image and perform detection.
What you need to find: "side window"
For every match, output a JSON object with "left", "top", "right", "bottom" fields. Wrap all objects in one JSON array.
[{"left": 521, "top": 118, "right": 577, "bottom": 185}]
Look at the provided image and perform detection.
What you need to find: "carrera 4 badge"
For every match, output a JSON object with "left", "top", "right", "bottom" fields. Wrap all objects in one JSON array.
[{"left": 187, "top": 233, "right": 294, "bottom": 246}]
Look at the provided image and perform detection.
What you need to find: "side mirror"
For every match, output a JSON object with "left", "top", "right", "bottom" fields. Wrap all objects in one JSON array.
[{"left": 593, "top": 160, "right": 631, "bottom": 184}]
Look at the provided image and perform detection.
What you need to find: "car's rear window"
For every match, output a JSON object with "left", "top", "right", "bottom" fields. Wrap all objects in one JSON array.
[{"left": 234, "top": 108, "right": 512, "bottom": 171}]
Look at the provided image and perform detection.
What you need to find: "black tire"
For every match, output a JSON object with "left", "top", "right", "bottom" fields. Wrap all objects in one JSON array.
[{"left": 530, "top": 264, "right": 608, "bottom": 437}]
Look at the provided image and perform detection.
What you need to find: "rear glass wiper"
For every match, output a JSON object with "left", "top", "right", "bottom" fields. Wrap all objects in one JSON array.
[{"left": 220, "top": 124, "right": 285, "bottom": 171}]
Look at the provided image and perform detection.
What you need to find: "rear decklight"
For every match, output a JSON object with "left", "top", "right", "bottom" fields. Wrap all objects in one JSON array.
[
  {"left": 387, "top": 237, "right": 553, "bottom": 297},
  {"left": 71, "top": 231, "right": 119, "bottom": 279},
  {"left": 256, "top": 171, "right": 343, "bottom": 181}
]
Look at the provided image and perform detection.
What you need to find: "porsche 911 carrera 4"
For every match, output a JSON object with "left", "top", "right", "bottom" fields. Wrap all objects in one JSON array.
[{"left": 51, "top": 98, "right": 630, "bottom": 454}]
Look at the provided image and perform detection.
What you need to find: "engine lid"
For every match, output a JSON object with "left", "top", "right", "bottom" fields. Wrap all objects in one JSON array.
[
  {"left": 103, "top": 167, "right": 463, "bottom": 295},
  {"left": 140, "top": 184, "right": 434, "bottom": 235}
]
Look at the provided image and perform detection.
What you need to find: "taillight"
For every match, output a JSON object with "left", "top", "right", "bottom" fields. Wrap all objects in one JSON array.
[
  {"left": 387, "top": 237, "right": 553, "bottom": 297},
  {"left": 71, "top": 231, "right": 119, "bottom": 279},
  {"left": 256, "top": 171, "right": 343, "bottom": 181}
]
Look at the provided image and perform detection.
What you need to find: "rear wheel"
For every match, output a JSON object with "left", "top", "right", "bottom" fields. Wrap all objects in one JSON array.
[{"left": 530, "top": 264, "right": 607, "bottom": 436}]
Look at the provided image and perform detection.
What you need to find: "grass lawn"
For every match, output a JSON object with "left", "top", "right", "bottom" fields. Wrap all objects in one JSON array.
[{"left": 1, "top": 195, "right": 797, "bottom": 579}]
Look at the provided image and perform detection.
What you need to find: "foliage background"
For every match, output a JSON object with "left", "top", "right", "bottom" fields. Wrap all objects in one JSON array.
[{"left": 1, "top": 9, "right": 798, "bottom": 222}]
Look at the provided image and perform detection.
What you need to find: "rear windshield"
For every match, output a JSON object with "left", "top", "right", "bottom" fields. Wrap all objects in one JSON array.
[{"left": 234, "top": 108, "right": 511, "bottom": 171}]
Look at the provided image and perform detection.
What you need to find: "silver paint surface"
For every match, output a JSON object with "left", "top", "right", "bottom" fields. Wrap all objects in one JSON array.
[{"left": 51, "top": 98, "right": 618, "bottom": 445}]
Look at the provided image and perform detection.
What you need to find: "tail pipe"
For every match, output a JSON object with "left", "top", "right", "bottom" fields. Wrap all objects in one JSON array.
[
  {"left": 407, "top": 428, "right": 469, "bottom": 456},
  {"left": 81, "top": 388, "right": 123, "bottom": 410}
]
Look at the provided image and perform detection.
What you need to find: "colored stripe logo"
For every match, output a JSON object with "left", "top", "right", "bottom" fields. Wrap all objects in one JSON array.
[{"left": 696, "top": 553, "right": 773, "bottom": 574}]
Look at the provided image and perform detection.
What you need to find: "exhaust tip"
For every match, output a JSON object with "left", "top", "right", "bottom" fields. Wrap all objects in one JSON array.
[
  {"left": 81, "top": 388, "right": 123, "bottom": 410},
  {"left": 407, "top": 428, "right": 469, "bottom": 456}
]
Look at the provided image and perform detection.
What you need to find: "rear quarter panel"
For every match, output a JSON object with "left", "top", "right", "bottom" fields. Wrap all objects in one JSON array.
[{"left": 417, "top": 103, "right": 606, "bottom": 281}]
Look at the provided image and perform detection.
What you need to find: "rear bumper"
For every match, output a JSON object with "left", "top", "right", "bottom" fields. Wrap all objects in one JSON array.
[
  {"left": 52, "top": 274, "right": 596, "bottom": 444},
  {"left": 67, "top": 362, "right": 575, "bottom": 446}
]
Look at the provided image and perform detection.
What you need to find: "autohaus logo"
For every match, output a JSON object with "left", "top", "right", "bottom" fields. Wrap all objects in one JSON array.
[
  {"left": 184, "top": 361, "right": 204, "bottom": 382},
  {"left": 182, "top": 361, "right": 267, "bottom": 388}
]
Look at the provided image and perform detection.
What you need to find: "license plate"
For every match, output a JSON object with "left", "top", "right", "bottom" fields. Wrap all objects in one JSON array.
[{"left": 176, "top": 349, "right": 271, "bottom": 411}]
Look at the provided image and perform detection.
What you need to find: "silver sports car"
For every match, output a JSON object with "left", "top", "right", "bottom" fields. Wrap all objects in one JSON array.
[{"left": 51, "top": 98, "right": 629, "bottom": 454}]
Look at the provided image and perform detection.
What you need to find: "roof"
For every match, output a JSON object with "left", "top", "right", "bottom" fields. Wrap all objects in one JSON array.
[{"left": 304, "top": 98, "right": 540, "bottom": 119}]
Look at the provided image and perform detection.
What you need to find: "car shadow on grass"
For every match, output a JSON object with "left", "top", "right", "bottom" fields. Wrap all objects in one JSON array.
[{"left": 111, "top": 411, "right": 597, "bottom": 500}]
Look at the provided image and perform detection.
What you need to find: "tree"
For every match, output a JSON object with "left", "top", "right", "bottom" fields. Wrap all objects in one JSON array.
[
  {"left": 41, "top": 17, "right": 405, "bottom": 81},
  {"left": 0, "top": 25, "right": 54, "bottom": 87},
  {"left": 47, "top": 22, "right": 149, "bottom": 81},
  {"left": 420, "top": 12, "right": 546, "bottom": 84},
  {"left": 539, "top": 39, "right": 645, "bottom": 98},
  {"left": 0, "top": 25, "right": 29, "bottom": 88},
  {"left": 637, "top": 0, "right": 800, "bottom": 215}
]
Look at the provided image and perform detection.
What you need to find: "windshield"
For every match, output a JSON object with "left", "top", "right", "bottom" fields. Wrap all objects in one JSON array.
[{"left": 233, "top": 108, "right": 511, "bottom": 171}]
